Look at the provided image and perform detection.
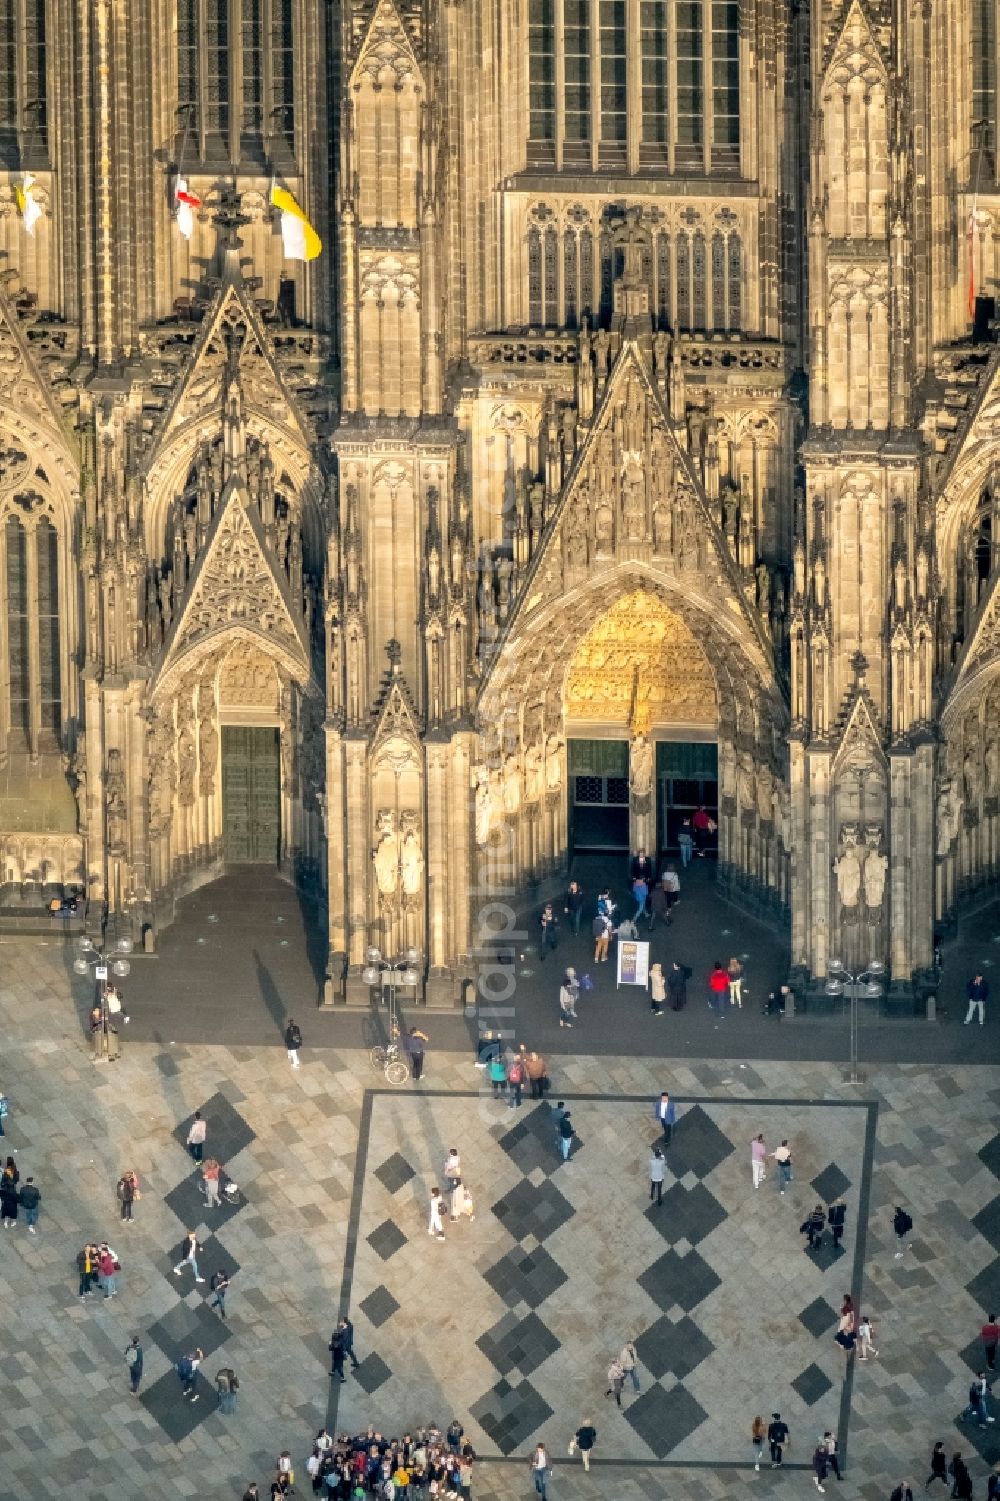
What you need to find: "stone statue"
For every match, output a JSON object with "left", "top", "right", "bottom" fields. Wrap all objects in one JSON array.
[
  {"left": 985, "top": 737, "right": 999, "bottom": 798},
  {"left": 525, "top": 740, "right": 544, "bottom": 802},
  {"left": 622, "top": 470, "right": 645, "bottom": 540},
  {"left": 105, "top": 749, "right": 128, "bottom": 854},
  {"left": 68, "top": 750, "right": 87, "bottom": 833},
  {"left": 595, "top": 498, "right": 614, "bottom": 549},
  {"left": 400, "top": 826, "right": 424, "bottom": 897},
  {"left": 177, "top": 722, "right": 197, "bottom": 807},
  {"left": 963, "top": 746, "right": 981, "bottom": 808},
  {"left": 736, "top": 753, "right": 755, "bottom": 811},
  {"left": 755, "top": 763, "right": 775, "bottom": 822},
  {"left": 373, "top": 812, "right": 399, "bottom": 896},
  {"left": 474, "top": 766, "right": 495, "bottom": 847},
  {"left": 629, "top": 735, "right": 654, "bottom": 800},
  {"left": 834, "top": 829, "right": 863, "bottom": 909},
  {"left": 772, "top": 785, "right": 790, "bottom": 847},
  {"left": 862, "top": 833, "right": 888, "bottom": 910},
  {"left": 502, "top": 754, "right": 521, "bottom": 816},
  {"left": 545, "top": 734, "right": 564, "bottom": 792},
  {"left": 936, "top": 780, "right": 963, "bottom": 857}
]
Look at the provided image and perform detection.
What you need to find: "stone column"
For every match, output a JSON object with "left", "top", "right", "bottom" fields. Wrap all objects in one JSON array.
[
  {"left": 322, "top": 720, "right": 347, "bottom": 1005},
  {"left": 425, "top": 735, "right": 456, "bottom": 1005},
  {"left": 343, "top": 732, "right": 370, "bottom": 1004},
  {"left": 628, "top": 734, "right": 655, "bottom": 857}
]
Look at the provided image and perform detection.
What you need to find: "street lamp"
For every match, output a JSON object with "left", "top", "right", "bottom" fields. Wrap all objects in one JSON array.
[
  {"left": 825, "top": 958, "right": 885, "bottom": 1084},
  {"left": 362, "top": 946, "right": 420, "bottom": 1033},
  {"left": 75, "top": 934, "right": 133, "bottom": 1061}
]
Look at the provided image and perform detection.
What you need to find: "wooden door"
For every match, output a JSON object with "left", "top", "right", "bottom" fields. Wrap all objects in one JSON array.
[{"left": 222, "top": 726, "right": 281, "bottom": 863}]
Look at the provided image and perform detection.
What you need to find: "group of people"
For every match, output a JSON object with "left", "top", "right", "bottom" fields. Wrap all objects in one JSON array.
[{"left": 243, "top": 1420, "right": 478, "bottom": 1499}]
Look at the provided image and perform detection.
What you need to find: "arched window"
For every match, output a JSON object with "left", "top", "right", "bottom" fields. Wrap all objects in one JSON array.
[
  {"left": 2, "top": 505, "right": 61, "bottom": 753},
  {"left": 177, "top": 0, "right": 295, "bottom": 167},
  {"left": 956, "top": 488, "right": 1000, "bottom": 646},
  {"left": 0, "top": 0, "right": 48, "bottom": 169},
  {"left": 972, "top": 1, "right": 997, "bottom": 175}
]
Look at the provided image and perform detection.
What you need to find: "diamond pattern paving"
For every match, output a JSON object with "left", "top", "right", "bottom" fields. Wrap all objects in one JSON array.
[
  {"left": 359, "top": 1284, "right": 401, "bottom": 1328},
  {"left": 667, "top": 1104, "right": 735, "bottom": 1179},
  {"left": 367, "top": 1218, "right": 408, "bottom": 1261},
  {"left": 490, "top": 1178, "right": 574, "bottom": 1243},
  {"left": 477, "top": 1311, "right": 560, "bottom": 1378},
  {"left": 645, "top": 1181, "right": 726, "bottom": 1245},
  {"left": 810, "top": 1162, "right": 852, "bottom": 1204},
  {"left": 483, "top": 1246, "right": 569, "bottom": 1309},
  {"left": 375, "top": 1152, "right": 416, "bottom": 1194},
  {"left": 639, "top": 1247, "right": 722, "bottom": 1313},
  {"left": 623, "top": 1382, "right": 709, "bottom": 1458},
  {"left": 636, "top": 1315, "right": 713, "bottom": 1380},
  {"left": 470, "top": 1378, "right": 554, "bottom": 1456}
]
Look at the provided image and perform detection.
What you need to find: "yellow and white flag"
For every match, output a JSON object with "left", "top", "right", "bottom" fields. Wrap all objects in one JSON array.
[
  {"left": 270, "top": 185, "right": 321, "bottom": 262},
  {"left": 14, "top": 174, "right": 41, "bottom": 236}
]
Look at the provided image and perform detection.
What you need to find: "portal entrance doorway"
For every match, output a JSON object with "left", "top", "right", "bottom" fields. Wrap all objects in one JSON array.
[
  {"left": 222, "top": 726, "right": 281, "bottom": 863},
  {"left": 568, "top": 738, "right": 629, "bottom": 854},
  {"left": 657, "top": 740, "right": 719, "bottom": 861}
]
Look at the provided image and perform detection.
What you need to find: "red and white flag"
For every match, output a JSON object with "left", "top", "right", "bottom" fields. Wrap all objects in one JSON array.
[{"left": 174, "top": 177, "right": 201, "bottom": 241}]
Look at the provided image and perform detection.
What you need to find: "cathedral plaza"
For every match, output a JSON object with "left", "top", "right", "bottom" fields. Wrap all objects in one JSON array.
[{"left": 0, "top": 0, "right": 1000, "bottom": 1492}]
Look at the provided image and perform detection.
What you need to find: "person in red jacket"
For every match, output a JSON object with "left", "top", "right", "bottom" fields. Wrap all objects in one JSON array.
[{"left": 709, "top": 961, "right": 729, "bottom": 1015}]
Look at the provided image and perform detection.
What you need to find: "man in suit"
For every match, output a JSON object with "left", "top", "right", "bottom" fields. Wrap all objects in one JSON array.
[{"left": 653, "top": 1092, "right": 676, "bottom": 1146}]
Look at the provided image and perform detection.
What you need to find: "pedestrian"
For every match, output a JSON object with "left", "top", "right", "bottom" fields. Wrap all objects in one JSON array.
[
  {"left": 1, "top": 1156, "right": 19, "bottom": 1227},
  {"left": 428, "top": 1186, "right": 446, "bottom": 1240},
  {"left": 965, "top": 973, "right": 989, "bottom": 1026},
  {"left": 506, "top": 1054, "right": 524, "bottom": 1108},
  {"left": 564, "top": 880, "right": 585, "bottom": 936},
  {"left": 840, "top": 1294, "right": 856, "bottom": 1333},
  {"left": 558, "top": 1110, "right": 574, "bottom": 1162},
  {"left": 558, "top": 975, "right": 578, "bottom": 1028},
  {"left": 284, "top": 1017, "right": 303, "bottom": 1068},
  {"left": 124, "top": 1336, "right": 143, "bottom": 1393},
  {"left": 529, "top": 1443, "right": 549, "bottom": 1498},
  {"left": 619, "top": 1340, "right": 640, "bottom": 1392},
  {"left": 649, "top": 1147, "right": 665, "bottom": 1205},
  {"left": 216, "top": 1365, "right": 239, "bottom": 1414},
  {"left": 678, "top": 818, "right": 694, "bottom": 867},
  {"left": 446, "top": 1419, "right": 464, "bottom": 1454},
  {"left": 834, "top": 1310, "right": 856, "bottom": 1357},
  {"left": 857, "top": 1313, "right": 878, "bottom": 1360},
  {"left": 97, "top": 1244, "right": 119, "bottom": 1298},
  {"left": 949, "top": 1454, "right": 973, "bottom": 1501},
  {"left": 649, "top": 962, "right": 666, "bottom": 1017},
  {"left": 337, "top": 1316, "right": 361, "bottom": 1371},
  {"left": 800, "top": 1203, "right": 826, "bottom": 1250},
  {"left": 173, "top": 1229, "right": 205, "bottom": 1282},
  {"left": 632, "top": 874, "right": 650, "bottom": 923},
  {"left": 662, "top": 864, "right": 681, "bottom": 911},
  {"left": 961, "top": 1372, "right": 994, "bottom": 1426},
  {"left": 751, "top": 1133, "right": 767, "bottom": 1189},
  {"left": 539, "top": 903, "right": 559, "bottom": 960},
  {"left": 329, "top": 1328, "right": 346, "bottom": 1382},
  {"left": 752, "top": 1415, "right": 766, "bottom": 1472},
  {"left": 828, "top": 1198, "right": 847, "bottom": 1248},
  {"left": 983, "top": 1312, "right": 1000, "bottom": 1372},
  {"left": 569, "top": 1419, "right": 597, "bottom": 1472},
  {"left": 0, "top": 1088, "right": 8, "bottom": 1135},
  {"left": 631, "top": 847, "right": 656, "bottom": 886},
  {"left": 277, "top": 1452, "right": 295, "bottom": 1493},
  {"left": 403, "top": 1026, "right": 429, "bottom": 1080},
  {"left": 893, "top": 1205, "right": 913, "bottom": 1257},
  {"left": 667, "top": 959, "right": 691, "bottom": 1011},
  {"left": 926, "top": 1442, "right": 947, "bottom": 1488},
  {"left": 768, "top": 1413, "right": 789, "bottom": 1467},
  {"left": 890, "top": 1482, "right": 914, "bottom": 1501},
  {"left": 592, "top": 910, "right": 613, "bottom": 964},
  {"left": 605, "top": 1356, "right": 625, "bottom": 1408},
  {"left": 708, "top": 960, "right": 729, "bottom": 1015},
  {"left": 116, "top": 1169, "right": 140, "bottom": 1222},
  {"left": 186, "top": 1110, "right": 206, "bottom": 1161},
  {"left": 823, "top": 1432, "right": 842, "bottom": 1480},
  {"left": 525, "top": 1050, "right": 547, "bottom": 1099},
  {"left": 176, "top": 1347, "right": 203, "bottom": 1401},
  {"left": 988, "top": 1462, "right": 1000, "bottom": 1501},
  {"left": 771, "top": 1140, "right": 793, "bottom": 1193},
  {"left": 727, "top": 956, "right": 744, "bottom": 1007},
  {"left": 692, "top": 804, "right": 715, "bottom": 855},
  {"left": 19, "top": 1176, "right": 40, "bottom": 1233},
  {"left": 444, "top": 1148, "right": 462, "bottom": 1200},
  {"left": 78, "top": 1242, "right": 99, "bottom": 1300},
  {"left": 551, "top": 1099, "right": 568, "bottom": 1140},
  {"left": 596, "top": 888, "right": 616, "bottom": 919},
  {"left": 489, "top": 1053, "right": 507, "bottom": 1099},
  {"left": 653, "top": 1091, "right": 676, "bottom": 1145},
  {"left": 243, "top": 1486, "right": 260, "bottom": 1501},
  {"left": 202, "top": 1157, "right": 222, "bottom": 1209},
  {"left": 210, "top": 1267, "right": 230, "bottom": 1317},
  {"left": 812, "top": 1442, "right": 829, "bottom": 1493},
  {"left": 649, "top": 879, "right": 671, "bottom": 932}
]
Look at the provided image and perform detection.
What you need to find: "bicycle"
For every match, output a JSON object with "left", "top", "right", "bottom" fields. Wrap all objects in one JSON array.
[{"left": 369, "top": 1022, "right": 409, "bottom": 1085}]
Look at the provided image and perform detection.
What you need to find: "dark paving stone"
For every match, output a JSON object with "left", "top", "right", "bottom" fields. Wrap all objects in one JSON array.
[
  {"left": 374, "top": 1152, "right": 416, "bottom": 1194},
  {"left": 635, "top": 1315, "right": 713, "bottom": 1380},
  {"left": 791, "top": 1362, "right": 834, "bottom": 1406},
  {"left": 495, "top": 1107, "right": 563, "bottom": 1177},
  {"left": 973, "top": 1196, "right": 1000, "bottom": 1251},
  {"left": 162, "top": 1232, "right": 241, "bottom": 1298},
  {"left": 483, "top": 1246, "right": 568, "bottom": 1309},
  {"left": 638, "top": 1246, "right": 721, "bottom": 1313},
  {"left": 623, "top": 1381, "right": 708, "bottom": 1458},
  {"left": 367, "top": 1219, "right": 407, "bottom": 1262},
  {"left": 804, "top": 1237, "right": 848, "bottom": 1272},
  {"left": 667, "top": 1104, "right": 735, "bottom": 1179},
  {"left": 163, "top": 1174, "right": 247, "bottom": 1235},
  {"left": 352, "top": 1352, "right": 392, "bottom": 1395},
  {"left": 477, "top": 1311, "right": 559, "bottom": 1378},
  {"left": 470, "top": 1377, "right": 554, "bottom": 1456},
  {"left": 490, "top": 1178, "right": 574, "bottom": 1244},
  {"left": 980, "top": 1134, "right": 1000, "bottom": 1180},
  {"left": 358, "top": 1285, "right": 400, "bottom": 1329},
  {"left": 140, "top": 1369, "right": 215, "bottom": 1439},
  {"left": 645, "top": 1181, "right": 726, "bottom": 1246},
  {"left": 811, "top": 1163, "right": 852, "bottom": 1204},
  {"left": 799, "top": 1296, "right": 839, "bottom": 1338},
  {"left": 966, "top": 1259, "right": 1000, "bottom": 1311},
  {"left": 172, "top": 1090, "right": 256, "bottom": 1162},
  {"left": 146, "top": 1300, "right": 232, "bottom": 1365}
]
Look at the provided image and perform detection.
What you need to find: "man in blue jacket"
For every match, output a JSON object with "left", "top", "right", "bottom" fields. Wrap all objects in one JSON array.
[{"left": 653, "top": 1092, "right": 676, "bottom": 1145}]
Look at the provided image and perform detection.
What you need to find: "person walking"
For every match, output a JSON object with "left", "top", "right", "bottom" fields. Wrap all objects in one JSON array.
[
  {"left": 692, "top": 804, "right": 715, "bottom": 855},
  {"left": 823, "top": 1432, "right": 842, "bottom": 1481},
  {"left": 708, "top": 961, "right": 729, "bottom": 1015},
  {"left": 890, "top": 1483, "right": 914, "bottom": 1501},
  {"left": 428, "top": 1187, "right": 446, "bottom": 1240},
  {"left": 605, "top": 1356, "right": 625, "bottom": 1408},
  {"left": 649, "top": 962, "right": 666, "bottom": 1017},
  {"left": 1, "top": 1156, "right": 19, "bottom": 1228},
  {"left": 116, "top": 1169, "right": 140, "bottom": 1223},
  {"left": 727, "top": 957, "right": 744, "bottom": 1007},
  {"left": 751, "top": 1134, "right": 767, "bottom": 1189},
  {"left": 97, "top": 1244, "right": 119, "bottom": 1298},
  {"left": 812, "top": 1441, "right": 829, "bottom": 1493},
  {"left": 662, "top": 865, "right": 681, "bottom": 912},
  {"left": 667, "top": 960, "right": 691, "bottom": 1011},
  {"left": 202, "top": 1158, "right": 222, "bottom": 1209},
  {"left": 210, "top": 1267, "right": 231, "bottom": 1317},
  {"left": 0, "top": 1088, "right": 8, "bottom": 1136},
  {"left": 125, "top": 1336, "right": 143, "bottom": 1394},
  {"left": 771, "top": 1140, "right": 793, "bottom": 1194},
  {"left": 631, "top": 848, "right": 656, "bottom": 886},
  {"left": 648, "top": 878, "right": 671, "bottom": 933},
  {"left": 558, "top": 975, "right": 579, "bottom": 1028},
  {"left": 949, "top": 1454, "right": 973, "bottom": 1501},
  {"left": 619, "top": 1340, "right": 640, "bottom": 1393},
  {"left": 337, "top": 1316, "right": 361, "bottom": 1372},
  {"left": 19, "top": 1176, "right": 40, "bottom": 1233},
  {"left": 800, "top": 1203, "right": 827, "bottom": 1251},
  {"left": 857, "top": 1314, "right": 878, "bottom": 1360},
  {"left": 506, "top": 1054, "right": 524, "bottom": 1108},
  {"left": 828, "top": 1199, "right": 847, "bottom": 1248},
  {"left": 284, "top": 1018, "right": 303, "bottom": 1069},
  {"left": 678, "top": 818, "right": 694, "bottom": 867},
  {"left": 328, "top": 1327, "right": 346, "bottom": 1382},
  {"left": 752, "top": 1415, "right": 766, "bottom": 1472},
  {"left": 961, "top": 1372, "right": 995, "bottom": 1426},
  {"left": 653, "top": 1091, "right": 676, "bottom": 1145},
  {"left": 768, "top": 1413, "right": 789, "bottom": 1467},
  {"left": 186, "top": 1110, "right": 207, "bottom": 1161},
  {"left": 173, "top": 1230, "right": 205, "bottom": 1282},
  {"left": 632, "top": 874, "right": 650, "bottom": 924},
  {"left": 926, "top": 1443, "right": 947, "bottom": 1489},
  {"left": 564, "top": 881, "right": 585, "bottom": 936},
  {"left": 834, "top": 1308, "right": 857, "bottom": 1358},
  {"left": 965, "top": 973, "right": 989, "bottom": 1026},
  {"left": 443, "top": 1148, "right": 462, "bottom": 1202},
  {"left": 539, "top": 903, "right": 559, "bottom": 960},
  {"left": 529, "top": 1443, "right": 550, "bottom": 1498},
  {"left": 893, "top": 1205, "right": 913, "bottom": 1257},
  {"left": 403, "top": 1026, "right": 429, "bottom": 1080},
  {"left": 570, "top": 1420, "right": 597, "bottom": 1472},
  {"left": 649, "top": 1147, "right": 665, "bottom": 1206},
  {"left": 525, "top": 1050, "right": 547, "bottom": 1100},
  {"left": 216, "top": 1366, "right": 239, "bottom": 1414},
  {"left": 593, "top": 910, "right": 613, "bottom": 964},
  {"left": 558, "top": 1111, "right": 575, "bottom": 1162},
  {"left": 983, "top": 1313, "right": 1000, "bottom": 1372},
  {"left": 988, "top": 1462, "right": 1000, "bottom": 1501},
  {"left": 176, "top": 1347, "right": 203, "bottom": 1401},
  {"left": 489, "top": 1052, "right": 507, "bottom": 1099}
]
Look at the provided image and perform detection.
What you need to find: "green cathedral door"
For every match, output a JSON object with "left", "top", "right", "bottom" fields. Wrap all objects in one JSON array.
[{"left": 222, "top": 727, "right": 281, "bottom": 864}]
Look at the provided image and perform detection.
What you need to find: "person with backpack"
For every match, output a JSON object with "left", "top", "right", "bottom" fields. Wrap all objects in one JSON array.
[
  {"left": 961, "top": 1372, "right": 994, "bottom": 1426},
  {"left": 593, "top": 910, "right": 613, "bottom": 964},
  {"left": 893, "top": 1205, "right": 913, "bottom": 1258},
  {"left": 949, "top": 1454, "right": 972, "bottom": 1501},
  {"left": 604, "top": 1355, "right": 626, "bottom": 1408},
  {"left": 116, "top": 1169, "right": 140, "bottom": 1223},
  {"left": 558, "top": 974, "right": 579, "bottom": 1028},
  {"left": 19, "top": 1176, "right": 40, "bottom": 1233},
  {"left": 558, "top": 1110, "right": 575, "bottom": 1162},
  {"left": 124, "top": 1335, "right": 143, "bottom": 1394},
  {"left": 210, "top": 1267, "right": 231, "bottom": 1317},
  {"left": 506, "top": 1054, "right": 524, "bottom": 1108},
  {"left": 285, "top": 1018, "right": 303, "bottom": 1069},
  {"left": 216, "top": 1365, "right": 239, "bottom": 1413},
  {"left": 176, "top": 1347, "right": 203, "bottom": 1401},
  {"left": 667, "top": 960, "right": 691, "bottom": 1011},
  {"left": 186, "top": 1110, "right": 207, "bottom": 1161},
  {"left": 538, "top": 903, "right": 559, "bottom": 960},
  {"left": 0, "top": 1088, "right": 8, "bottom": 1136}
]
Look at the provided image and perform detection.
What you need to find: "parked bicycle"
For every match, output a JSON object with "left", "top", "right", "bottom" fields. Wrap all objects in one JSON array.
[{"left": 369, "top": 1022, "right": 409, "bottom": 1085}]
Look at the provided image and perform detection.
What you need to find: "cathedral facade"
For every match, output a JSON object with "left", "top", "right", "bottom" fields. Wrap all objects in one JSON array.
[{"left": 0, "top": 0, "right": 996, "bottom": 1002}]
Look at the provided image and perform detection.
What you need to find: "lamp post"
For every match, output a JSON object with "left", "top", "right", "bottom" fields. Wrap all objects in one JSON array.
[
  {"left": 75, "top": 934, "right": 133, "bottom": 1062},
  {"left": 824, "top": 958, "right": 885, "bottom": 1084},
  {"left": 362, "top": 946, "right": 420, "bottom": 1037}
]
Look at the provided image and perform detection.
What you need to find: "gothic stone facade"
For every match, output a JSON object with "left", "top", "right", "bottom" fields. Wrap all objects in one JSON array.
[{"left": 0, "top": 0, "right": 997, "bottom": 1000}]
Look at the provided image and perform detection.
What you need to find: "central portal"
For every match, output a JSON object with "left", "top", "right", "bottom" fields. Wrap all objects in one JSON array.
[{"left": 222, "top": 726, "right": 281, "bottom": 864}]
